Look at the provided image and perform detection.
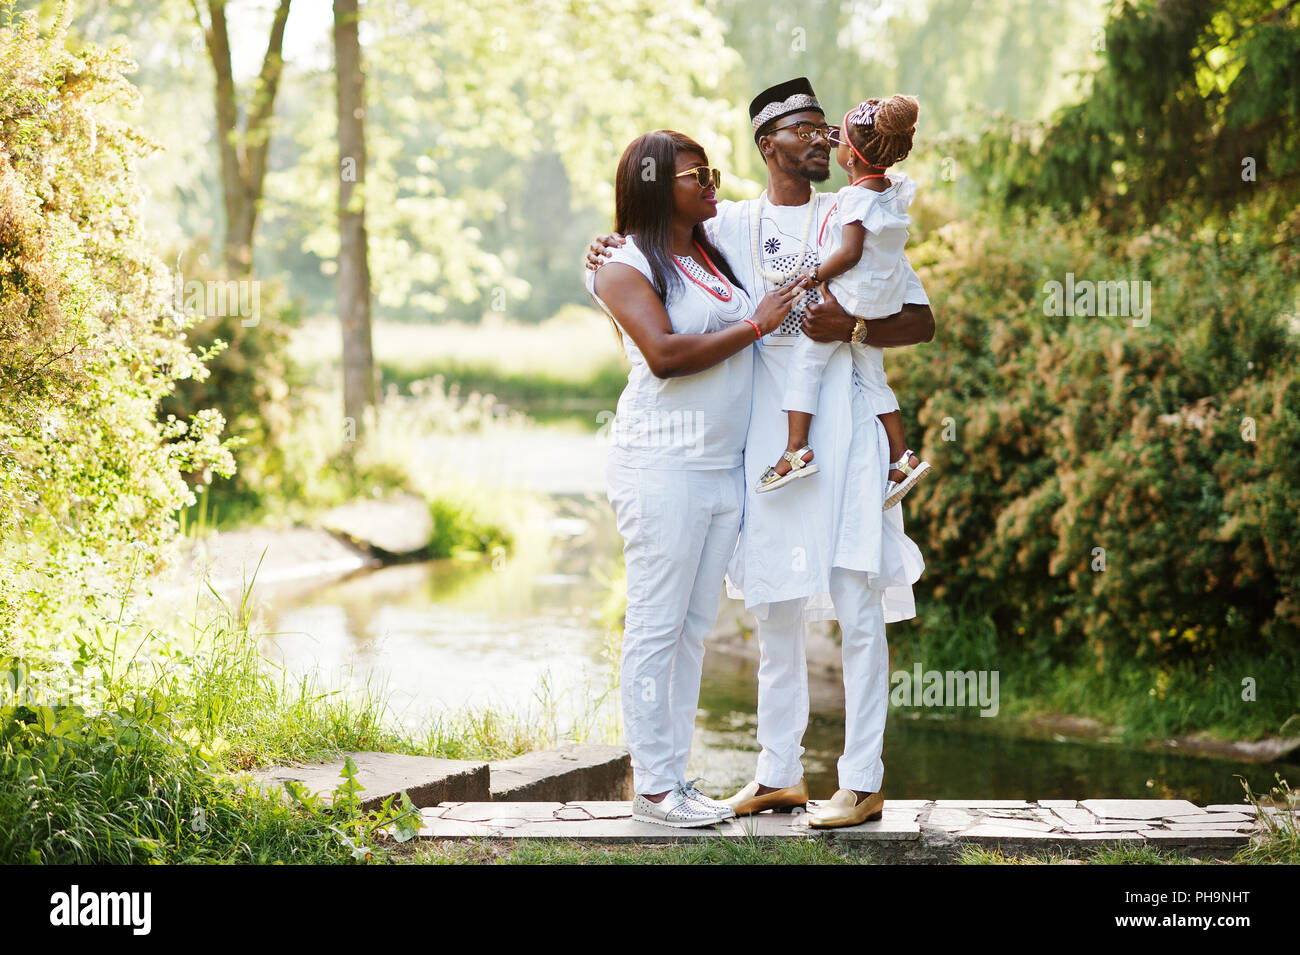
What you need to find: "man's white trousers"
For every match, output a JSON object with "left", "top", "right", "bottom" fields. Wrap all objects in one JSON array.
[{"left": 755, "top": 567, "right": 889, "bottom": 792}]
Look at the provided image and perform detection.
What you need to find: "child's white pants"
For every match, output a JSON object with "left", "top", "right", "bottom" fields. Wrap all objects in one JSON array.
[
  {"left": 754, "top": 567, "right": 890, "bottom": 792},
  {"left": 605, "top": 459, "right": 744, "bottom": 794},
  {"left": 783, "top": 336, "right": 899, "bottom": 419}
]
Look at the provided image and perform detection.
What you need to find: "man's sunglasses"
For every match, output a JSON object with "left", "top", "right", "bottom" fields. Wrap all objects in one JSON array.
[
  {"left": 767, "top": 121, "right": 841, "bottom": 144},
  {"left": 675, "top": 165, "right": 722, "bottom": 190}
]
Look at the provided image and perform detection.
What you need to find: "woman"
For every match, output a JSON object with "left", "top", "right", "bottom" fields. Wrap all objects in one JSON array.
[{"left": 585, "top": 130, "right": 808, "bottom": 827}]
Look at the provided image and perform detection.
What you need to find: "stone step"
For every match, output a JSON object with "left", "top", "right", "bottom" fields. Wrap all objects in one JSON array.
[
  {"left": 489, "top": 744, "right": 631, "bottom": 801},
  {"left": 245, "top": 744, "right": 632, "bottom": 810},
  {"left": 250, "top": 752, "right": 490, "bottom": 811}
]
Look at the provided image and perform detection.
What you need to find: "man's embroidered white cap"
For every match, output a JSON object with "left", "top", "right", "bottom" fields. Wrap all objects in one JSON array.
[{"left": 749, "top": 76, "right": 823, "bottom": 138}]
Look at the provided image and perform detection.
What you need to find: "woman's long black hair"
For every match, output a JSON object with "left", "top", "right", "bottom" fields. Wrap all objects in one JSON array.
[{"left": 613, "top": 130, "right": 746, "bottom": 303}]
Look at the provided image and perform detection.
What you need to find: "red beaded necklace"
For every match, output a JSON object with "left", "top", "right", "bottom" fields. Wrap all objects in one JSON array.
[
  {"left": 673, "top": 241, "right": 733, "bottom": 302},
  {"left": 818, "top": 173, "right": 888, "bottom": 246}
]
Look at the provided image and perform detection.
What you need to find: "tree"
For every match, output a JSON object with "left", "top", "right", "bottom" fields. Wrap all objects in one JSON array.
[
  {"left": 192, "top": 0, "right": 292, "bottom": 274},
  {"left": 257, "top": 0, "right": 746, "bottom": 325},
  {"left": 333, "top": 0, "right": 375, "bottom": 435},
  {"left": 962, "top": 0, "right": 1300, "bottom": 222}
]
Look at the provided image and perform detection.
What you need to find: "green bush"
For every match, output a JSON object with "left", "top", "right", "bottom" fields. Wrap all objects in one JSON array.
[
  {"left": 0, "top": 10, "right": 233, "bottom": 648},
  {"left": 893, "top": 201, "right": 1300, "bottom": 673},
  {"left": 159, "top": 249, "right": 301, "bottom": 519},
  {"left": 427, "top": 494, "right": 512, "bottom": 559}
]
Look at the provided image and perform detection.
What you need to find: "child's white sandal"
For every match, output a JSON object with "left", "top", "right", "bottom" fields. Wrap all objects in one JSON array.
[
  {"left": 883, "top": 448, "right": 931, "bottom": 510},
  {"left": 756, "top": 445, "right": 820, "bottom": 493}
]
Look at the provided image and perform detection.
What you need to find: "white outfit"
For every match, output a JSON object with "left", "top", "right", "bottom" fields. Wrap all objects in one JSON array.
[
  {"left": 585, "top": 235, "right": 756, "bottom": 794},
  {"left": 783, "top": 173, "right": 919, "bottom": 420},
  {"left": 704, "top": 192, "right": 927, "bottom": 791}
]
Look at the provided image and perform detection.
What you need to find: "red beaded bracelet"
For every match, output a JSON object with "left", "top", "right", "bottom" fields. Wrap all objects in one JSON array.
[{"left": 743, "top": 319, "right": 761, "bottom": 340}]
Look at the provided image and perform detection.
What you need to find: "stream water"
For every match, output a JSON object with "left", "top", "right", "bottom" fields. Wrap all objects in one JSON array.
[{"left": 255, "top": 492, "right": 1297, "bottom": 805}]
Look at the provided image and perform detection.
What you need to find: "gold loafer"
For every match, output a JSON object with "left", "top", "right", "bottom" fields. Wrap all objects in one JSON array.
[
  {"left": 808, "top": 789, "right": 884, "bottom": 828},
  {"left": 721, "top": 777, "right": 809, "bottom": 816}
]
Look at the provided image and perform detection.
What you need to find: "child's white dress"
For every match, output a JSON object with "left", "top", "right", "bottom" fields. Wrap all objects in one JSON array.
[{"left": 783, "top": 171, "right": 920, "bottom": 420}]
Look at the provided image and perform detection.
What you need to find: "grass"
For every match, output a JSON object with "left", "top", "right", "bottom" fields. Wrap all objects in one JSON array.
[
  {"left": 0, "top": 567, "right": 605, "bottom": 864},
  {"left": 1233, "top": 773, "right": 1300, "bottom": 864},
  {"left": 403, "top": 837, "right": 869, "bottom": 865},
  {"left": 956, "top": 844, "right": 1211, "bottom": 865},
  {"left": 290, "top": 307, "right": 627, "bottom": 430}
]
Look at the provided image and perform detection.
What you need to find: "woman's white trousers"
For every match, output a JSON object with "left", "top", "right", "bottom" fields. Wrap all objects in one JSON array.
[{"left": 606, "top": 460, "right": 744, "bottom": 795}]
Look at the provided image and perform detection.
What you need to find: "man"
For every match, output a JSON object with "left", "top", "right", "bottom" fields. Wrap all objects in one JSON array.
[{"left": 588, "top": 78, "right": 933, "bottom": 827}]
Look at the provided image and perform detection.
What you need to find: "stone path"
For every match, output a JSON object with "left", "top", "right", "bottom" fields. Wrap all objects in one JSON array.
[{"left": 414, "top": 798, "right": 1296, "bottom": 861}]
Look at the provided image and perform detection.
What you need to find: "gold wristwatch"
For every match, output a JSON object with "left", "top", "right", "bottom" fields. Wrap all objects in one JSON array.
[{"left": 851, "top": 317, "right": 869, "bottom": 344}]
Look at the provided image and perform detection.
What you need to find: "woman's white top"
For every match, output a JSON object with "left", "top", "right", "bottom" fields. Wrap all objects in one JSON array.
[
  {"left": 824, "top": 172, "right": 918, "bottom": 319},
  {"left": 585, "top": 235, "right": 756, "bottom": 470}
]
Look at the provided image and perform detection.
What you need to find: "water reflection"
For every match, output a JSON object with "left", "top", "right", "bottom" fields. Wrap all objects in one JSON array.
[
  {"left": 692, "top": 650, "right": 1297, "bottom": 803},
  {"left": 257, "top": 495, "right": 622, "bottom": 737}
]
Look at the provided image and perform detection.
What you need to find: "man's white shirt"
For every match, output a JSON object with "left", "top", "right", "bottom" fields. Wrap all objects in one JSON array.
[{"left": 704, "top": 194, "right": 925, "bottom": 622}]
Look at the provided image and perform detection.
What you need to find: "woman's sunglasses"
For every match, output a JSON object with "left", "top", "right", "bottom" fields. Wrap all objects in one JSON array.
[{"left": 675, "top": 165, "right": 722, "bottom": 190}]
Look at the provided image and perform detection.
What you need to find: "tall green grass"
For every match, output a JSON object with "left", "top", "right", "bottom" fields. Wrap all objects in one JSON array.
[{"left": 0, "top": 568, "right": 600, "bottom": 864}]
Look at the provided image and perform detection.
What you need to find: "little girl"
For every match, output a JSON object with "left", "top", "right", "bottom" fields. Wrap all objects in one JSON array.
[{"left": 755, "top": 94, "right": 932, "bottom": 511}]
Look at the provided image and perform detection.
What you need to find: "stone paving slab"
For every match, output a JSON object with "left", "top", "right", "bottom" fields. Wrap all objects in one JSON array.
[
  {"left": 1164, "top": 820, "right": 1256, "bottom": 830},
  {"left": 441, "top": 802, "right": 566, "bottom": 822},
  {"left": 412, "top": 797, "right": 1286, "bottom": 861},
  {"left": 319, "top": 492, "right": 434, "bottom": 558},
  {"left": 1051, "top": 807, "right": 1097, "bottom": 826},
  {"left": 961, "top": 824, "right": 1064, "bottom": 839},
  {"left": 1080, "top": 798, "right": 1200, "bottom": 819},
  {"left": 926, "top": 808, "right": 974, "bottom": 831},
  {"left": 1066, "top": 832, "right": 1147, "bottom": 843},
  {"left": 1138, "top": 829, "right": 1252, "bottom": 845},
  {"left": 568, "top": 801, "right": 634, "bottom": 819},
  {"left": 878, "top": 807, "right": 923, "bottom": 823}
]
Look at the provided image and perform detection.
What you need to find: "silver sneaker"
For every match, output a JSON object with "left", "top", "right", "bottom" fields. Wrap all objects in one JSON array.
[
  {"left": 632, "top": 785, "right": 733, "bottom": 828},
  {"left": 681, "top": 778, "right": 736, "bottom": 819}
]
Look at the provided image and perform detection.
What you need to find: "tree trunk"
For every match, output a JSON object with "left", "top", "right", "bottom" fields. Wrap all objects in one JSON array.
[
  {"left": 198, "top": 0, "right": 292, "bottom": 276},
  {"left": 334, "top": 0, "right": 376, "bottom": 441}
]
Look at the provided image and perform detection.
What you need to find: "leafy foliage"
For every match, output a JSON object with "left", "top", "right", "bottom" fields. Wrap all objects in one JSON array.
[
  {"left": 959, "top": 0, "right": 1300, "bottom": 222},
  {"left": 895, "top": 200, "right": 1300, "bottom": 670},
  {"left": 0, "top": 7, "right": 233, "bottom": 648}
]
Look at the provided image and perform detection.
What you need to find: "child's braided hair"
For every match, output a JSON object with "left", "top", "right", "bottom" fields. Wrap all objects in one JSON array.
[{"left": 846, "top": 94, "right": 919, "bottom": 168}]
